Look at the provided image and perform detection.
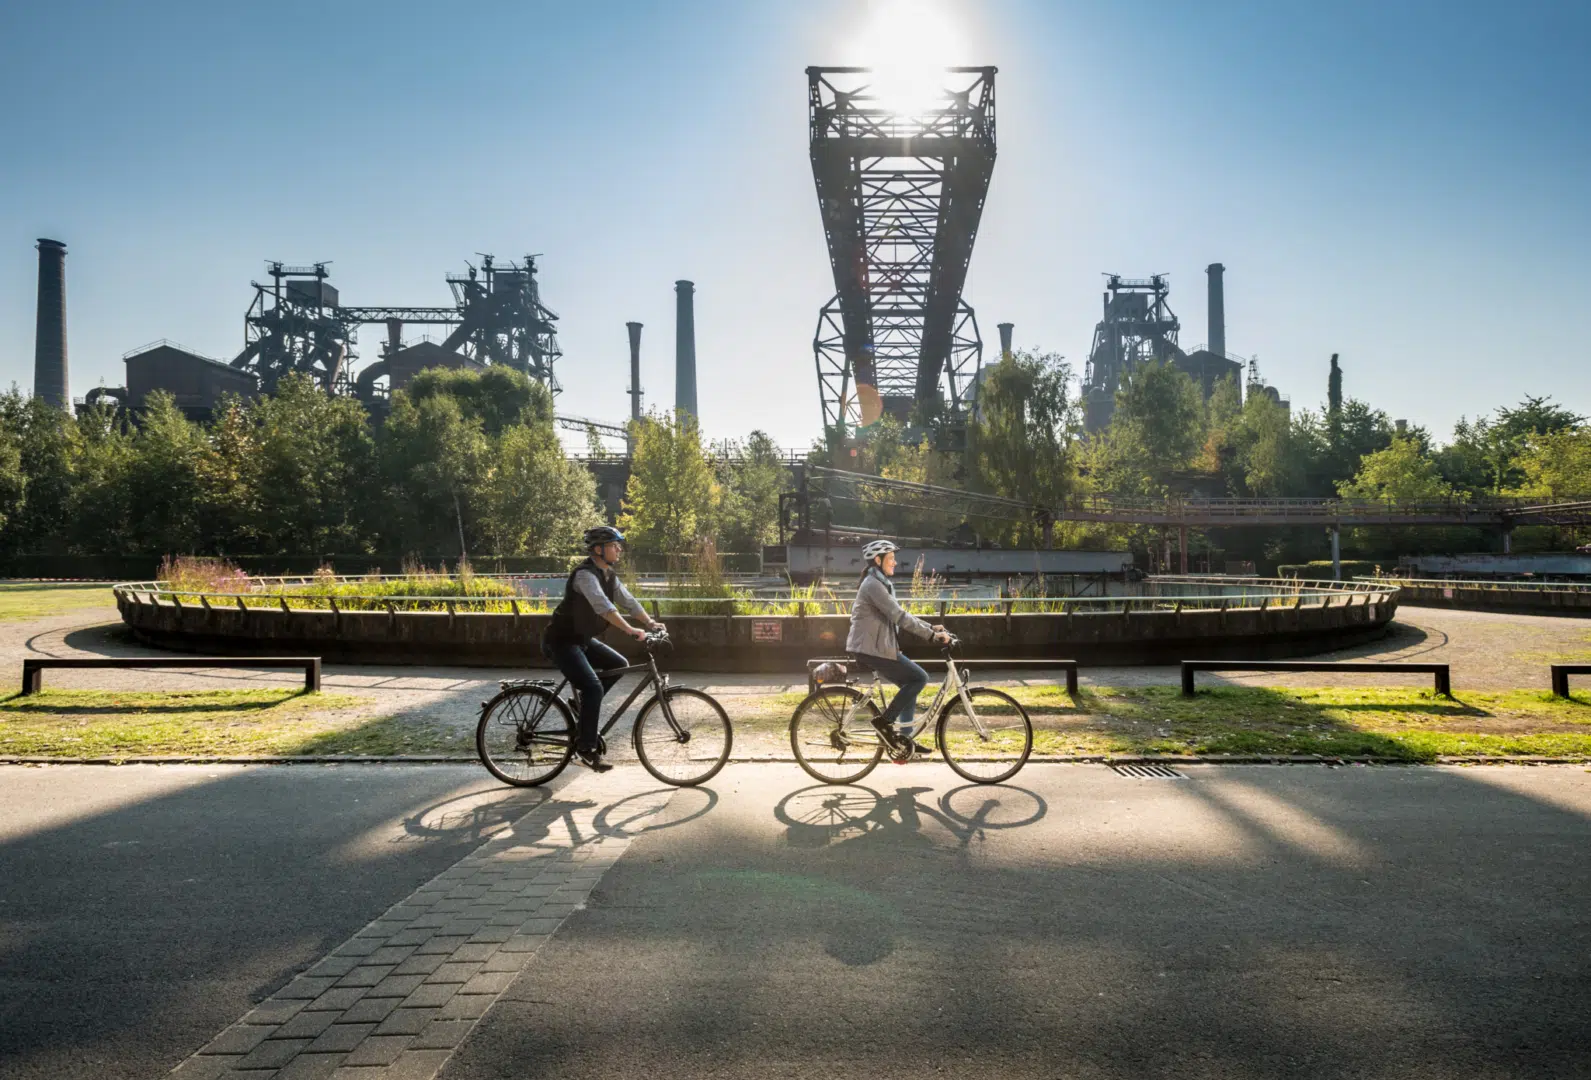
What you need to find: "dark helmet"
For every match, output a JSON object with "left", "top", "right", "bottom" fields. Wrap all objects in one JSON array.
[
  {"left": 812, "top": 661, "right": 848, "bottom": 686},
  {"left": 583, "top": 525, "right": 626, "bottom": 549}
]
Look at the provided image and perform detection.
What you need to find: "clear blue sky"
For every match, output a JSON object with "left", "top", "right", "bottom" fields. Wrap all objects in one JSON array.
[{"left": 1, "top": 0, "right": 1586, "bottom": 446}]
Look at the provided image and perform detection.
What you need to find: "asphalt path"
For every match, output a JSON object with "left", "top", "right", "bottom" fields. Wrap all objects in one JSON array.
[{"left": 0, "top": 764, "right": 562, "bottom": 1080}]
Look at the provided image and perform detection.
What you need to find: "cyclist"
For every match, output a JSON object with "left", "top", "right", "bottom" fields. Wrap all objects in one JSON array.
[
  {"left": 544, "top": 525, "right": 665, "bottom": 772},
  {"left": 847, "top": 539, "right": 951, "bottom": 759}
]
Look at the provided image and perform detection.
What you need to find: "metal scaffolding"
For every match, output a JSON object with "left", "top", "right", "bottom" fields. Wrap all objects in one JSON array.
[
  {"left": 1081, "top": 274, "right": 1181, "bottom": 432},
  {"left": 807, "top": 66, "right": 997, "bottom": 436}
]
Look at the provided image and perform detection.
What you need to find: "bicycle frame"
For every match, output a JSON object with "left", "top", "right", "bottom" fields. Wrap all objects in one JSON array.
[
  {"left": 843, "top": 652, "right": 994, "bottom": 744},
  {"left": 518, "top": 649, "right": 685, "bottom": 742}
]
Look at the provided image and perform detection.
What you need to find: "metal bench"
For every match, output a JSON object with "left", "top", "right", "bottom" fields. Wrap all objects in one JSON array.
[
  {"left": 1550, "top": 664, "right": 1591, "bottom": 698},
  {"left": 21, "top": 656, "right": 321, "bottom": 695},
  {"left": 806, "top": 657, "right": 1079, "bottom": 697},
  {"left": 1180, "top": 660, "right": 1451, "bottom": 698}
]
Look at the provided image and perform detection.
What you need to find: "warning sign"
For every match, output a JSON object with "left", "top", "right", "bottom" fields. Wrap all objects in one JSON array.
[{"left": 751, "top": 620, "right": 783, "bottom": 643}]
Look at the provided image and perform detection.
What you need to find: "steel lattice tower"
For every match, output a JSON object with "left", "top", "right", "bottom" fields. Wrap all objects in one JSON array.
[{"left": 807, "top": 66, "right": 997, "bottom": 435}]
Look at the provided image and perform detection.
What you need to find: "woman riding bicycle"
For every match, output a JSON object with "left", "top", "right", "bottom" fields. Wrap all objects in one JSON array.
[{"left": 848, "top": 539, "right": 951, "bottom": 759}]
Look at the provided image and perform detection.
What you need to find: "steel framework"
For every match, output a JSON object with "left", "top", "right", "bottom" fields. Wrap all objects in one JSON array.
[
  {"left": 1081, "top": 274, "right": 1181, "bottom": 432},
  {"left": 231, "top": 255, "right": 564, "bottom": 399},
  {"left": 807, "top": 66, "right": 996, "bottom": 434}
]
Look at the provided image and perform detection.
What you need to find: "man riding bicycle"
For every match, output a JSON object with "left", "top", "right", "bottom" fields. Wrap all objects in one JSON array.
[
  {"left": 848, "top": 539, "right": 952, "bottom": 759},
  {"left": 544, "top": 525, "right": 665, "bottom": 772}
]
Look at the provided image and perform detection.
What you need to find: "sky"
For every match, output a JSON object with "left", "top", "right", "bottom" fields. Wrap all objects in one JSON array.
[{"left": 0, "top": 0, "right": 1586, "bottom": 449}]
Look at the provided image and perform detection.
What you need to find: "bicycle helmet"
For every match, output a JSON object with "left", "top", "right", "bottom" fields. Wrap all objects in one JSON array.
[
  {"left": 861, "top": 539, "right": 899, "bottom": 562},
  {"left": 583, "top": 525, "right": 625, "bottom": 549}
]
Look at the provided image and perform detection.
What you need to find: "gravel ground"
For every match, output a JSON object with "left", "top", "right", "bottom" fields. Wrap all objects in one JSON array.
[{"left": 7, "top": 602, "right": 1588, "bottom": 759}]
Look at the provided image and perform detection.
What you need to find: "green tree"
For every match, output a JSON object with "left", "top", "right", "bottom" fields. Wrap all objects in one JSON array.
[
  {"left": 1338, "top": 436, "right": 1456, "bottom": 503},
  {"left": 716, "top": 431, "right": 788, "bottom": 552},
  {"left": 252, "top": 375, "right": 376, "bottom": 555},
  {"left": 405, "top": 365, "right": 551, "bottom": 436},
  {"left": 478, "top": 422, "right": 602, "bottom": 556},
  {"left": 0, "top": 391, "right": 79, "bottom": 554},
  {"left": 620, "top": 411, "right": 719, "bottom": 553},
  {"left": 123, "top": 392, "right": 207, "bottom": 553},
  {"left": 68, "top": 402, "right": 136, "bottom": 555},
  {"left": 966, "top": 350, "right": 1078, "bottom": 544},
  {"left": 1512, "top": 429, "right": 1591, "bottom": 499},
  {"left": 382, "top": 390, "right": 489, "bottom": 557},
  {"left": 197, "top": 395, "right": 261, "bottom": 553},
  {"left": 1088, "top": 360, "right": 1205, "bottom": 496}
]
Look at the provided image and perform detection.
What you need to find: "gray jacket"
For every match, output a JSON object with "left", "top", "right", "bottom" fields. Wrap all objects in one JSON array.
[{"left": 846, "top": 566, "right": 934, "bottom": 659}]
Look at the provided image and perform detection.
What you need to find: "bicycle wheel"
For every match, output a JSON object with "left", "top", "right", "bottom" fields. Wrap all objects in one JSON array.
[
  {"left": 789, "top": 686, "right": 884, "bottom": 785},
  {"left": 476, "top": 686, "right": 576, "bottom": 787},
  {"left": 633, "top": 687, "right": 733, "bottom": 786},
  {"left": 936, "top": 686, "right": 1032, "bottom": 784}
]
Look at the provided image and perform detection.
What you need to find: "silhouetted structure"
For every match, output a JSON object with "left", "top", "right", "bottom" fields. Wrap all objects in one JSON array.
[
  {"left": 675, "top": 280, "right": 697, "bottom": 419},
  {"left": 33, "top": 239, "right": 69, "bottom": 410},
  {"left": 1082, "top": 274, "right": 1181, "bottom": 431},
  {"left": 807, "top": 66, "right": 997, "bottom": 434}
]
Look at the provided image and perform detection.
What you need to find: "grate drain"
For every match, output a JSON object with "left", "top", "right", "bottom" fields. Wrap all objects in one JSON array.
[{"left": 1112, "top": 763, "right": 1186, "bottom": 779}]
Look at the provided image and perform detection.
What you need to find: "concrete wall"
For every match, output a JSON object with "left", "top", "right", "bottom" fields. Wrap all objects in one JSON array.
[
  {"left": 1395, "top": 582, "right": 1591, "bottom": 616},
  {"left": 1402, "top": 553, "right": 1591, "bottom": 578},
  {"left": 117, "top": 592, "right": 1397, "bottom": 671}
]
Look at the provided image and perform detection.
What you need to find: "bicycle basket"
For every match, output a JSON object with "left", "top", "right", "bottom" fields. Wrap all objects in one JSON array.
[{"left": 811, "top": 661, "right": 850, "bottom": 686}]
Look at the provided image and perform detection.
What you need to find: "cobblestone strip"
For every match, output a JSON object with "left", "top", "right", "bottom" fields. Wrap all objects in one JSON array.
[{"left": 168, "top": 767, "right": 672, "bottom": 1080}]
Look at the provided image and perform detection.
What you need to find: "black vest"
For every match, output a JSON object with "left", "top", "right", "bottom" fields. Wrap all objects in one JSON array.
[{"left": 546, "top": 558, "right": 620, "bottom": 646}]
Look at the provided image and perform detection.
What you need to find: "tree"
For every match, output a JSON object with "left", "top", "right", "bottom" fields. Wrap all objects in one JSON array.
[
  {"left": 620, "top": 411, "right": 718, "bottom": 553},
  {"left": 716, "top": 431, "right": 788, "bottom": 552},
  {"left": 1512, "top": 429, "right": 1591, "bottom": 499},
  {"left": 252, "top": 375, "right": 377, "bottom": 555},
  {"left": 405, "top": 366, "right": 551, "bottom": 436},
  {"left": 1338, "top": 436, "right": 1456, "bottom": 503},
  {"left": 122, "top": 392, "right": 207, "bottom": 553},
  {"left": 966, "top": 350, "right": 1079, "bottom": 544},
  {"left": 0, "top": 391, "right": 79, "bottom": 554},
  {"left": 197, "top": 396, "right": 260, "bottom": 553},
  {"left": 382, "top": 390, "right": 489, "bottom": 558},
  {"left": 478, "top": 422, "right": 602, "bottom": 556}
]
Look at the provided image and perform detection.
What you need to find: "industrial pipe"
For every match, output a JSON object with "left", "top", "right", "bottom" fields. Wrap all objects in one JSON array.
[
  {"left": 627, "top": 321, "right": 643, "bottom": 424},
  {"left": 997, "top": 322, "right": 1014, "bottom": 362},
  {"left": 1206, "top": 262, "right": 1226, "bottom": 359},
  {"left": 675, "top": 280, "right": 697, "bottom": 419},
  {"left": 34, "top": 239, "right": 69, "bottom": 409}
]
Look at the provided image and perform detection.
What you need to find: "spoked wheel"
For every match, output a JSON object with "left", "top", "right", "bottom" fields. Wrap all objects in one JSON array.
[
  {"left": 789, "top": 686, "right": 885, "bottom": 785},
  {"left": 936, "top": 686, "right": 1033, "bottom": 784},
  {"left": 633, "top": 687, "right": 733, "bottom": 786},
  {"left": 477, "top": 686, "right": 576, "bottom": 787}
]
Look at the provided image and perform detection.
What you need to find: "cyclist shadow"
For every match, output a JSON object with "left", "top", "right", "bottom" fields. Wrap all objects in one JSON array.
[{"left": 774, "top": 782, "right": 1048, "bottom": 851}]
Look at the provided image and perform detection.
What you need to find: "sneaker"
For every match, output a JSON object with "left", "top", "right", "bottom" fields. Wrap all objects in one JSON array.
[
  {"left": 575, "top": 746, "right": 613, "bottom": 773},
  {"left": 908, "top": 739, "right": 934, "bottom": 757},
  {"left": 870, "top": 716, "right": 904, "bottom": 752}
]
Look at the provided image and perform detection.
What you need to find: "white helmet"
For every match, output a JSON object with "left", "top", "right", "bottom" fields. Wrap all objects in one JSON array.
[{"left": 862, "top": 539, "right": 899, "bottom": 562}]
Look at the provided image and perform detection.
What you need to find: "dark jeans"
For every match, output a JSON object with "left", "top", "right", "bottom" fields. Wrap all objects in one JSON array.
[
  {"left": 547, "top": 638, "right": 629, "bottom": 752},
  {"left": 855, "top": 651, "right": 929, "bottom": 733}
]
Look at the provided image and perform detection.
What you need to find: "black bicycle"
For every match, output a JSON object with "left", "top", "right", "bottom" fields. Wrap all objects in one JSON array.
[{"left": 476, "top": 631, "right": 732, "bottom": 787}]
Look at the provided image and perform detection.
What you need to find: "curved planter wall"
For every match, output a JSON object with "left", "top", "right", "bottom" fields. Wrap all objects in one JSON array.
[
  {"left": 117, "top": 593, "right": 1398, "bottom": 671},
  {"left": 1392, "top": 583, "right": 1591, "bottom": 617}
]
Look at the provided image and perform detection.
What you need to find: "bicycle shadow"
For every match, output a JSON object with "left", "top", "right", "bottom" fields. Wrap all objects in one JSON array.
[{"left": 775, "top": 782, "right": 1048, "bottom": 851}]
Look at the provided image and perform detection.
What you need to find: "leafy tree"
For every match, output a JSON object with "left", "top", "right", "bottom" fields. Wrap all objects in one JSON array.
[
  {"left": 1512, "top": 429, "right": 1591, "bottom": 499},
  {"left": 1088, "top": 361, "right": 1204, "bottom": 497},
  {"left": 478, "top": 422, "right": 602, "bottom": 556},
  {"left": 1338, "top": 436, "right": 1456, "bottom": 503},
  {"left": 0, "top": 391, "right": 78, "bottom": 554},
  {"left": 122, "top": 392, "right": 206, "bottom": 553},
  {"left": 68, "top": 402, "right": 135, "bottom": 555},
  {"left": 252, "top": 375, "right": 376, "bottom": 555},
  {"left": 620, "top": 411, "right": 719, "bottom": 553},
  {"left": 197, "top": 396, "right": 260, "bottom": 553},
  {"left": 716, "top": 431, "right": 788, "bottom": 552},
  {"left": 966, "top": 350, "right": 1079, "bottom": 544},
  {"left": 0, "top": 419, "right": 24, "bottom": 536},
  {"left": 382, "top": 390, "right": 489, "bottom": 557},
  {"left": 1316, "top": 398, "right": 1394, "bottom": 494},
  {"left": 1232, "top": 392, "right": 1303, "bottom": 497},
  {"left": 405, "top": 366, "right": 551, "bottom": 436}
]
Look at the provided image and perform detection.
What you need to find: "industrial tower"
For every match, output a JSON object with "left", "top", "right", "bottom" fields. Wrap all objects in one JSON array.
[
  {"left": 1081, "top": 274, "right": 1181, "bottom": 432},
  {"left": 807, "top": 66, "right": 997, "bottom": 437}
]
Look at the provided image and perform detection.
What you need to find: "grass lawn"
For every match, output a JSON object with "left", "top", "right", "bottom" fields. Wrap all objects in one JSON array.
[
  {"left": 0, "top": 582, "right": 117, "bottom": 621},
  {"left": 724, "top": 684, "right": 1591, "bottom": 761},
  {"left": 0, "top": 688, "right": 478, "bottom": 757}
]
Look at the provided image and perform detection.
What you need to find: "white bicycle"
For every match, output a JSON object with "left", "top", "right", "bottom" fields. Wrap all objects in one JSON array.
[{"left": 789, "top": 637, "right": 1033, "bottom": 785}]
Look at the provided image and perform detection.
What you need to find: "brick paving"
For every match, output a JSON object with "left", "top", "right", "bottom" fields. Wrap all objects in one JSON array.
[{"left": 165, "top": 766, "right": 671, "bottom": 1080}]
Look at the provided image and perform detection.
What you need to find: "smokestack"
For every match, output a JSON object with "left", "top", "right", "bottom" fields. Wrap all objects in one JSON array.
[
  {"left": 1206, "top": 262, "right": 1226, "bottom": 358},
  {"left": 33, "top": 239, "right": 69, "bottom": 410},
  {"left": 997, "top": 322, "right": 1013, "bottom": 361},
  {"left": 626, "top": 321, "right": 643, "bottom": 423},
  {"left": 385, "top": 317, "right": 403, "bottom": 357},
  {"left": 674, "top": 280, "right": 697, "bottom": 419}
]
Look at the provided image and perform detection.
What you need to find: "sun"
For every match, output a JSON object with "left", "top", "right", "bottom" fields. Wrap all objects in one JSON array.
[{"left": 855, "top": 0, "right": 962, "bottom": 116}]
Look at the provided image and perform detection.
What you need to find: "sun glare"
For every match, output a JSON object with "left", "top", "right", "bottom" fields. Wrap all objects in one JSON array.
[{"left": 857, "top": 0, "right": 961, "bottom": 116}]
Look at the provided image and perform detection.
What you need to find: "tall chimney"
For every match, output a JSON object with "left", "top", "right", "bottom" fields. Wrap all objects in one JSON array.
[
  {"left": 997, "top": 322, "right": 1014, "bottom": 361},
  {"left": 1206, "top": 262, "right": 1226, "bottom": 358},
  {"left": 674, "top": 280, "right": 697, "bottom": 419},
  {"left": 626, "top": 321, "right": 643, "bottom": 423},
  {"left": 34, "top": 239, "right": 69, "bottom": 409}
]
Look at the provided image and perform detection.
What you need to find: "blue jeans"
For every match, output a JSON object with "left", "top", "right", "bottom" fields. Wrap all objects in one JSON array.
[
  {"left": 855, "top": 651, "right": 929, "bottom": 734},
  {"left": 547, "top": 638, "right": 629, "bottom": 752}
]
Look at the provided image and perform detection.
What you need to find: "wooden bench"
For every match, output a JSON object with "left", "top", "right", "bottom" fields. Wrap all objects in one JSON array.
[
  {"left": 806, "top": 658, "right": 1079, "bottom": 697},
  {"left": 1180, "top": 660, "right": 1451, "bottom": 698},
  {"left": 21, "top": 656, "right": 322, "bottom": 695},
  {"left": 1550, "top": 664, "right": 1591, "bottom": 698}
]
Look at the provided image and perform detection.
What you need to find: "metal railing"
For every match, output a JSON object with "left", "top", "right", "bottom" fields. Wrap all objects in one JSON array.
[{"left": 1364, "top": 576, "right": 1591, "bottom": 595}]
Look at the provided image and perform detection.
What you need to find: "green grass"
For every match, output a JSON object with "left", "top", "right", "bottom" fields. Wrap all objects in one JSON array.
[
  {"left": 0, "top": 582, "right": 116, "bottom": 621},
  {"left": 0, "top": 688, "right": 462, "bottom": 757}
]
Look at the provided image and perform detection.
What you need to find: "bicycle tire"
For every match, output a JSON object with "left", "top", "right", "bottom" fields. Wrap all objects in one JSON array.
[
  {"left": 936, "top": 686, "right": 1033, "bottom": 785},
  {"left": 789, "top": 686, "right": 885, "bottom": 784},
  {"left": 632, "top": 686, "right": 733, "bottom": 787},
  {"left": 477, "top": 685, "right": 576, "bottom": 787}
]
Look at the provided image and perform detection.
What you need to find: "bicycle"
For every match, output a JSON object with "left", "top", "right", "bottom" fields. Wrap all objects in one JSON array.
[
  {"left": 788, "top": 636, "right": 1033, "bottom": 785},
  {"left": 476, "top": 631, "right": 732, "bottom": 788}
]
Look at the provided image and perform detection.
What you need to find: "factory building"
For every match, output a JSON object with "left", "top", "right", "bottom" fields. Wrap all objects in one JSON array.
[{"left": 123, "top": 341, "right": 258, "bottom": 421}]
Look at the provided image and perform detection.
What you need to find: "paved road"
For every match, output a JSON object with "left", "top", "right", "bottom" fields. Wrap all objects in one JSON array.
[{"left": 3, "top": 762, "right": 1589, "bottom": 1078}]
